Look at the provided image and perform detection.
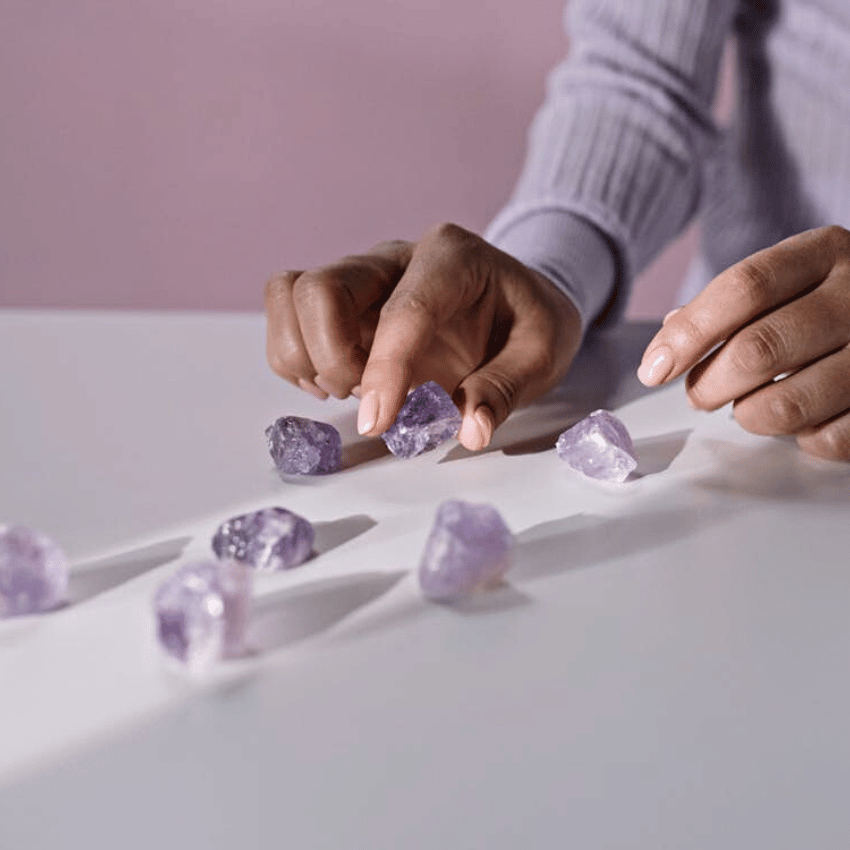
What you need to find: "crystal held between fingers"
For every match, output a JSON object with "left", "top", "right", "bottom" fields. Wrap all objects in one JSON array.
[
  {"left": 382, "top": 381, "right": 463, "bottom": 458},
  {"left": 154, "top": 560, "right": 252, "bottom": 668},
  {"left": 212, "top": 507, "right": 314, "bottom": 571},
  {"left": 0, "top": 525, "right": 69, "bottom": 618},
  {"left": 556, "top": 409, "right": 637, "bottom": 483},
  {"left": 419, "top": 500, "right": 515, "bottom": 601},
  {"left": 266, "top": 416, "right": 342, "bottom": 476}
]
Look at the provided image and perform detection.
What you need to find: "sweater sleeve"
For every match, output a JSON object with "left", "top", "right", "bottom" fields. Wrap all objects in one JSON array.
[{"left": 485, "top": 0, "right": 740, "bottom": 329}]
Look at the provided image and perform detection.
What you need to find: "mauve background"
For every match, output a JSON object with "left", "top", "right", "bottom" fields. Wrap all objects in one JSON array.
[{"left": 1, "top": 0, "right": 720, "bottom": 318}]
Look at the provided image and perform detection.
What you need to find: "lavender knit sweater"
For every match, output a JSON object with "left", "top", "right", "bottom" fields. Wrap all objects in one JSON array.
[{"left": 485, "top": 0, "right": 850, "bottom": 328}]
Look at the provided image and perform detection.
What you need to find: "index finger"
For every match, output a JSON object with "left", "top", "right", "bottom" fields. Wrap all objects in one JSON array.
[
  {"left": 356, "top": 224, "right": 485, "bottom": 435},
  {"left": 637, "top": 227, "right": 841, "bottom": 386}
]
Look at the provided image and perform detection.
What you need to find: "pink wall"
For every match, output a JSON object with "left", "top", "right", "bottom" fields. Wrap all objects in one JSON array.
[{"left": 1, "top": 0, "right": 696, "bottom": 317}]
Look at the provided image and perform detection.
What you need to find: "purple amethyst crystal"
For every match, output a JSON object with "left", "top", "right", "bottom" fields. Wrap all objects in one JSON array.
[
  {"left": 418, "top": 500, "right": 515, "bottom": 601},
  {"left": 382, "top": 381, "right": 462, "bottom": 458},
  {"left": 212, "top": 507, "right": 314, "bottom": 572},
  {"left": 0, "top": 525, "right": 69, "bottom": 618},
  {"left": 266, "top": 416, "right": 342, "bottom": 476},
  {"left": 556, "top": 409, "right": 637, "bottom": 483},
  {"left": 154, "top": 559, "right": 252, "bottom": 668}
]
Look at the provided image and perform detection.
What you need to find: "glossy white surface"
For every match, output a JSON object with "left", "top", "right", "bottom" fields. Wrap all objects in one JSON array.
[{"left": 2, "top": 310, "right": 850, "bottom": 848}]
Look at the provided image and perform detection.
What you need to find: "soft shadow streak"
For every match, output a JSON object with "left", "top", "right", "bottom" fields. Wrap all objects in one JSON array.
[
  {"left": 249, "top": 571, "right": 405, "bottom": 653},
  {"left": 69, "top": 536, "right": 191, "bottom": 603},
  {"left": 312, "top": 514, "right": 377, "bottom": 556},
  {"left": 633, "top": 429, "right": 692, "bottom": 477}
]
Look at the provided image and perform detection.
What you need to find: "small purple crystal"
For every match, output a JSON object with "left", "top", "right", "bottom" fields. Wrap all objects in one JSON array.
[
  {"left": 0, "top": 525, "right": 69, "bottom": 618},
  {"left": 266, "top": 416, "right": 342, "bottom": 476},
  {"left": 382, "top": 381, "right": 462, "bottom": 458},
  {"left": 556, "top": 409, "right": 637, "bottom": 483},
  {"left": 212, "top": 507, "right": 314, "bottom": 572},
  {"left": 418, "top": 500, "right": 515, "bottom": 601},
  {"left": 154, "top": 559, "right": 252, "bottom": 668}
]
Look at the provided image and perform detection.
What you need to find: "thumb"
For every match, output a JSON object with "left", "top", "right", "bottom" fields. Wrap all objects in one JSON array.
[{"left": 454, "top": 334, "right": 552, "bottom": 451}]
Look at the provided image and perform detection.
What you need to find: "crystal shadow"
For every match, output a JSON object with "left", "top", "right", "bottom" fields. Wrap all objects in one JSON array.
[
  {"left": 632, "top": 429, "right": 692, "bottom": 477},
  {"left": 311, "top": 514, "right": 377, "bottom": 556},
  {"left": 248, "top": 570, "right": 405, "bottom": 653},
  {"left": 511, "top": 503, "right": 733, "bottom": 584},
  {"left": 69, "top": 536, "right": 191, "bottom": 604}
]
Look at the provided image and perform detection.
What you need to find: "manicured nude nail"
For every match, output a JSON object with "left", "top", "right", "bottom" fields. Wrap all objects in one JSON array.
[
  {"left": 299, "top": 378, "right": 328, "bottom": 400},
  {"left": 351, "top": 384, "right": 362, "bottom": 399},
  {"left": 637, "top": 346, "right": 673, "bottom": 386},
  {"left": 663, "top": 307, "right": 682, "bottom": 324},
  {"left": 474, "top": 407, "right": 494, "bottom": 448},
  {"left": 357, "top": 391, "right": 379, "bottom": 434},
  {"left": 313, "top": 376, "right": 335, "bottom": 396}
]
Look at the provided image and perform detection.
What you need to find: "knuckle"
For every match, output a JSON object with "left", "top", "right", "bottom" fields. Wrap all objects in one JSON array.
[
  {"left": 728, "top": 259, "right": 776, "bottom": 310},
  {"left": 477, "top": 371, "right": 518, "bottom": 418},
  {"left": 731, "top": 322, "right": 786, "bottom": 374},
  {"left": 808, "top": 424, "right": 850, "bottom": 461},
  {"left": 381, "top": 288, "right": 436, "bottom": 323},
  {"left": 825, "top": 224, "right": 850, "bottom": 254},
  {"left": 765, "top": 389, "right": 808, "bottom": 433},
  {"left": 264, "top": 270, "right": 299, "bottom": 303}
]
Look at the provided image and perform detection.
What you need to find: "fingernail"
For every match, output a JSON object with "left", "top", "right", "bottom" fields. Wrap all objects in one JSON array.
[
  {"left": 357, "top": 391, "right": 379, "bottom": 434},
  {"left": 663, "top": 307, "right": 681, "bottom": 324},
  {"left": 474, "top": 407, "right": 494, "bottom": 448},
  {"left": 637, "top": 346, "right": 673, "bottom": 386},
  {"left": 351, "top": 384, "right": 362, "bottom": 399},
  {"left": 299, "top": 378, "right": 328, "bottom": 400},
  {"left": 313, "top": 376, "right": 335, "bottom": 396}
]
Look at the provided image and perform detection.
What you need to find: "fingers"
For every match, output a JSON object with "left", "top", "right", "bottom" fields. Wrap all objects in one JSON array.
[
  {"left": 638, "top": 227, "right": 844, "bottom": 387},
  {"left": 265, "top": 242, "right": 412, "bottom": 399},
  {"left": 731, "top": 343, "right": 850, "bottom": 460},
  {"left": 357, "top": 224, "right": 487, "bottom": 435},
  {"left": 684, "top": 281, "right": 850, "bottom": 409}
]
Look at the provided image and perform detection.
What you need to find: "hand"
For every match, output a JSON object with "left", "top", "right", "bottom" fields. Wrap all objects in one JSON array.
[
  {"left": 637, "top": 226, "right": 850, "bottom": 461},
  {"left": 265, "top": 222, "right": 582, "bottom": 451}
]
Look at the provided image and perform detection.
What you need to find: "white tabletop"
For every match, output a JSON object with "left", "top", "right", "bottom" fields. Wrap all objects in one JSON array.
[{"left": 2, "top": 309, "right": 850, "bottom": 849}]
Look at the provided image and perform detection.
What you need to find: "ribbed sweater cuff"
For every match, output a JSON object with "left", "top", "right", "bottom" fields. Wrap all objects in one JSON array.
[{"left": 484, "top": 209, "right": 617, "bottom": 333}]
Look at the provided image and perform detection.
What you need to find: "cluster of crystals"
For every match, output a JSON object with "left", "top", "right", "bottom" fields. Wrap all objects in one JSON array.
[
  {"left": 556, "top": 409, "right": 637, "bottom": 483},
  {"left": 266, "top": 416, "right": 342, "bottom": 476},
  {"left": 418, "top": 500, "right": 515, "bottom": 601},
  {"left": 382, "top": 382, "right": 463, "bottom": 458},
  {"left": 153, "top": 559, "right": 252, "bottom": 668},
  {"left": 212, "top": 507, "right": 314, "bottom": 572},
  {"left": 0, "top": 525, "right": 69, "bottom": 618}
]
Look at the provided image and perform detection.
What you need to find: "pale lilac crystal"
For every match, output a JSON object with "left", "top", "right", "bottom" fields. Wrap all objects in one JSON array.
[
  {"left": 418, "top": 500, "right": 515, "bottom": 601},
  {"left": 0, "top": 525, "right": 69, "bottom": 618},
  {"left": 556, "top": 409, "right": 637, "bottom": 483},
  {"left": 266, "top": 416, "right": 342, "bottom": 476},
  {"left": 382, "top": 381, "right": 462, "bottom": 458},
  {"left": 212, "top": 507, "right": 314, "bottom": 572},
  {"left": 154, "top": 559, "right": 252, "bottom": 667}
]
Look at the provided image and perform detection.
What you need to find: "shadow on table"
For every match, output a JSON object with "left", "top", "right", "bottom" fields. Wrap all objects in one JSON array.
[
  {"left": 693, "top": 437, "right": 850, "bottom": 504},
  {"left": 632, "top": 429, "right": 692, "bottom": 477},
  {"left": 441, "top": 321, "right": 661, "bottom": 462},
  {"left": 69, "top": 536, "right": 191, "bottom": 604},
  {"left": 511, "top": 502, "right": 733, "bottom": 584},
  {"left": 312, "top": 513, "right": 376, "bottom": 556},
  {"left": 249, "top": 570, "right": 405, "bottom": 653}
]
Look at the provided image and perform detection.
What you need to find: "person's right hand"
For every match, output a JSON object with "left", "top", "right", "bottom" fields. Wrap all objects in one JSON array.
[{"left": 264, "top": 222, "right": 583, "bottom": 451}]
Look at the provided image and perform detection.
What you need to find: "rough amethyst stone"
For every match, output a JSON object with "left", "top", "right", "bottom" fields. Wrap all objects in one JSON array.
[
  {"left": 154, "top": 559, "right": 252, "bottom": 668},
  {"left": 212, "top": 507, "right": 314, "bottom": 572},
  {"left": 0, "top": 525, "right": 69, "bottom": 618},
  {"left": 266, "top": 416, "right": 342, "bottom": 476},
  {"left": 556, "top": 409, "right": 637, "bottom": 483},
  {"left": 382, "top": 381, "right": 462, "bottom": 458},
  {"left": 418, "top": 500, "right": 515, "bottom": 601}
]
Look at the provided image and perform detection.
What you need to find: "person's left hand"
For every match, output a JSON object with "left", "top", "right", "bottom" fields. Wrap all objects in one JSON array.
[{"left": 637, "top": 225, "right": 850, "bottom": 461}]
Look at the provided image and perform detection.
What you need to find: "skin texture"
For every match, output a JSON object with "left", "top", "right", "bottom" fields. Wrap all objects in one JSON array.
[
  {"left": 265, "top": 223, "right": 582, "bottom": 452},
  {"left": 638, "top": 225, "right": 850, "bottom": 462}
]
